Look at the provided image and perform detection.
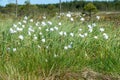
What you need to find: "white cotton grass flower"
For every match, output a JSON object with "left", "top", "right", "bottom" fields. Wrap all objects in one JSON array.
[
  {"left": 50, "top": 28, "right": 54, "bottom": 31},
  {"left": 54, "top": 54, "right": 58, "bottom": 58},
  {"left": 43, "top": 16, "right": 46, "bottom": 19},
  {"left": 18, "top": 35, "right": 24, "bottom": 40},
  {"left": 70, "top": 33, "right": 74, "bottom": 37},
  {"left": 28, "top": 31, "right": 31, "bottom": 36},
  {"left": 30, "top": 19, "right": 33, "bottom": 22},
  {"left": 68, "top": 45, "right": 72, "bottom": 48},
  {"left": 23, "top": 20, "right": 27, "bottom": 24},
  {"left": 103, "top": 33, "right": 109, "bottom": 39},
  {"left": 18, "top": 22, "right": 22, "bottom": 25},
  {"left": 41, "top": 21, "right": 46, "bottom": 26},
  {"left": 10, "top": 28, "right": 16, "bottom": 33},
  {"left": 89, "top": 28, "right": 93, "bottom": 33},
  {"left": 54, "top": 26, "right": 58, "bottom": 31},
  {"left": 100, "top": 28, "right": 105, "bottom": 32},
  {"left": 35, "top": 22, "right": 39, "bottom": 26},
  {"left": 22, "top": 25, "right": 25, "bottom": 28},
  {"left": 94, "top": 36, "right": 98, "bottom": 39},
  {"left": 13, "top": 24, "right": 17, "bottom": 28},
  {"left": 46, "top": 46, "right": 49, "bottom": 49},
  {"left": 41, "top": 38, "right": 45, "bottom": 43},
  {"left": 46, "top": 28, "right": 49, "bottom": 32},
  {"left": 33, "top": 35, "right": 37, "bottom": 40},
  {"left": 64, "top": 46, "right": 68, "bottom": 50},
  {"left": 37, "top": 45, "right": 41, "bottom": 48},
  {"left": 88, "top": 25, "right": 92, "bottom": 29},
  {"left": 84, "top": 33, "right": 88, "bottom": 37},
  {"left": 63, "top": 32, "right": 67, "bottom": 36},
  {"left": 48, "top": 21, "right": 52, "bottom": 25},
  {"left": 16, "top": 27, "right": 23, "bottom": 32},
  {"left": 70, "top": 18, "right": 74, "bottom": 21},
  {"left": 96, "top": 16, "right": 100, "bottom": 20},
  {"left": 58, "top": 22, "right": 62, "bottom": 26},
  {"left": 28, "top": 26, "right": 34, "bottom": 32},
  {"left": 80, "top": 17, "right": 85, "bottom": 21},
  {"left": 39, "top": 32, "right": 42, "bottom": 35},
  {"left": 79, "top": 34, "right": 85, "bottom": 38},
  {"left": 92, "top": 23, "right": 96, "bottom": 27},
  {"left": 59, "top": 31, "right": 63, "bottom": 36},
  {"left": 24, "top": 16, "right": 28, "bottom": 20},
  {"left": 66, "top": 13, "right": 71, "bottom": 18},
  {"left": 38, "top": 27, "right": 41, "bottom": 30},
  {"left": 13, "top": 48, "right": 16, "bottom": 52},
  {"left": 79, "top": 28, "right": 82, "bottom": 31}
]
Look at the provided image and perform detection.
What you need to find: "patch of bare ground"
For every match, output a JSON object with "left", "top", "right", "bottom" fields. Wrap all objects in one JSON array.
[{"left": 43, "top": 68, "right": 120, "bottom": 80}]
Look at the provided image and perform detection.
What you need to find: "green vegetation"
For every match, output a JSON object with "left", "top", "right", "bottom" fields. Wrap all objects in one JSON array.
[
  {"left": 0, "top": 12, "right": 120, "bottom": 79},
  {"left": 0, "top": 1, "right": 120, "bottom": 18},
  {"left": 84, "top": 3, "right": 98, "bottom": 18}
]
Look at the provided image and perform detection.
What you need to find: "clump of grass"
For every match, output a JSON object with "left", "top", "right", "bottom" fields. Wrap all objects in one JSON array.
[{"left": 0, "top": 13, "right": 120, "bottom": 79}]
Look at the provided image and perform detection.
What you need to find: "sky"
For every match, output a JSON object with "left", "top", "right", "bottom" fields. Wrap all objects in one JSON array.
[{"left": 0, "top": 0, "right": 112, "bottom": 6}]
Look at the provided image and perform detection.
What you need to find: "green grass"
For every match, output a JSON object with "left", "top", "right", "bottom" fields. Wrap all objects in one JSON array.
[{"left": 0, "top": 13, "right": 120, "bottom": 80}]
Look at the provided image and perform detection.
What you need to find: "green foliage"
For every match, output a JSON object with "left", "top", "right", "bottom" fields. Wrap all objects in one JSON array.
[
  {"left": 84, "top": 3, "right": 98, "bottom": 17},
  {"left": 0, "top": 13, "right": 120, "bottom": 79}
]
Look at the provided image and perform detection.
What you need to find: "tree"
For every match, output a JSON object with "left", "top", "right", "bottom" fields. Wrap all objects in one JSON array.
[{"left": 84, "top": 2, "right": 98, "bottom": 19}]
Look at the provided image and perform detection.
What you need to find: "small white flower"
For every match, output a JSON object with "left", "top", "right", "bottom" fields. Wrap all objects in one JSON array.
[
  {"left": 70, "top": 18, "right": 74, "bottom": 21},
  {"left": 89, "top": 28, "right": 93, "bottom": 33},
  {"left": 38, "top": 27, "right": 41, "bottom": 30},
  {"left": 18, "top": 22, "right": 22, "bottom": 25},
  {"left": 68, "top": 45, "right": 72, "bottom": 48},
  {"left": 34, "top": 36, "right": 37, "bottom": 40},
  {"left": 64, "top": 46, "right": 68, "bottom": 50},
  {"left": 46, "top": 46, "right": 49, "bottom": 49},
  {"left": 18, "top": 35, "right": 24, "bottom": 40},
  {"left": 41, "top": 38, "right": 45, "bottom": 43},
  {"left": 64, "top": 32, "right": 67, "bottom": 36},
  {"left": 46, "top": 28, "right": 49, "bottom": 32},
  {"left": 54, "top": 54, "right": 58, "bottom": 58},
  {"left": 70, "top": 33, "right": 74, "bottom": 37},
  {"left": 80, "top": 17, "right": 85, "bottom": 21},
  {"left": 39, "top": 32, "right": 42, "bottom": 35},
  {"left": 13, "top": 24, "right": 17, "bottom": 28},
  {"left": 37, "top": 45, "right": 41, "bottom": 48},
  {"left": 48, "top": 21, "right": 52, "bottom": 25},
  {"left": 59, "top": 31, "right": 63, "bottom": 36},
  {"left": 22, "top": 25, "right": 25, "bottom": 28},
  {"left": 36, "top": 22, "right": 39, "bottom": 26},
  {"left": 24, "top": 16, "right": 28, "bottom": 20},
  {"left": 58, "top": 22, "right": 61, "bottom": 26},
  {"left": 54, "top": 26, "right": 58, "bottom": 30},
  {"left": 23, "top": 20, "right": 27, "bottom": 24},
  {"left": 28, "top": 31, "right": 31, "bottom": 36},
  {"left": 92, "top": 23, "right": 96, "bottom": 27},
  {"left": 50, "top": 28, "right": 54, "bottom": 31},
  {"left": 103, "top": 33, "right": 109, "bottom": 39},
  {"left": 30, "top": 19, "right": 33, "bottom": 22},
  {"left": 100, "top": 28, "right": 104, "bottom": 32},
  {"left": 43, "top": 16, "right": 46, "bottom": 19},
  {"left": 94, "top": 36, "right": 98, "bottom": 39},
  {"left": 79, "top": 28, "right": 82, "bottom": 31},
  {"left": 84, "top": 33, "right": 88, "bottom": 37},
  {"left": 96, "top": 16, "right": 100, "bottom": 20},
  {"left": 79, "top": 34, "right": 85, "bottom": 38},
  {"left": 13, "top": 48, "right": 16, "bottom": 52},
  {"left": 66, "top": 13, "right": 71, "bottom": 17},
  {"left": 41, "top": 21, "right": 46, "bottom": 26},
  {"left": 88, "top": 25, "right": 92, "bottom": 29}
]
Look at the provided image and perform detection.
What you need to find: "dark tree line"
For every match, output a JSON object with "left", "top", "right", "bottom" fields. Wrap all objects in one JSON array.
[{"left": 0, "top": 0, "right": 120, "bottom": 17}]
